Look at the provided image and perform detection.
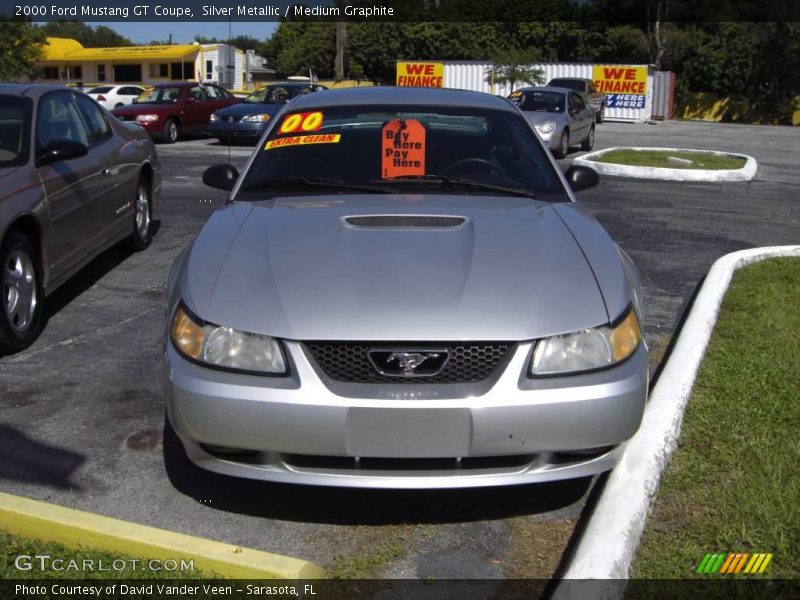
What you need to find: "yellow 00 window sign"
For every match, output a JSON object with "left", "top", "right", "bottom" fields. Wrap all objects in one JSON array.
[{"left": 265, "top": 134, "right": 341, "bottom": 150}]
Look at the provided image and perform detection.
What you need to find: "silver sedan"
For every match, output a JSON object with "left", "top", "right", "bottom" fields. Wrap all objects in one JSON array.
[
  {"left": 164, "top": 87, "right": 647, "bottom": 489},
  {"left": 1, "top": 84, "right": 160, "bottom": 353},
  {"left": 509, "top": 86, "right": 596, "bottom": 158}
]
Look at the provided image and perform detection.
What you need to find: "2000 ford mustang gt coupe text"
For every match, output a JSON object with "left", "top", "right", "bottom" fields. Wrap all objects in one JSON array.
[{"left": 163, "top": 87, "right": 648, "bottom": 489}]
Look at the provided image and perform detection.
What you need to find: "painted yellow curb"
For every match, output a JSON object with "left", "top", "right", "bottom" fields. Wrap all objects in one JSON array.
[{"left": 0, "top": 492, "right": 325, "bottom": 579}]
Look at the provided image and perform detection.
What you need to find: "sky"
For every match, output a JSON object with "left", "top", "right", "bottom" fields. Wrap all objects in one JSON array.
[{"left": 87, "top": 22, "right": 277, "bottom": 44}]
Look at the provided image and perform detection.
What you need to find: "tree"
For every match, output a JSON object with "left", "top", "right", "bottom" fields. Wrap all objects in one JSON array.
[
  {"left": 0, "top": 18, "right": 45, "bottom": 81},
  {"left": 484, "top": 47, "right": 544, "bottom": 93},
  {"left": 38, "top": 21, "right": 131, "bottom": 47}
]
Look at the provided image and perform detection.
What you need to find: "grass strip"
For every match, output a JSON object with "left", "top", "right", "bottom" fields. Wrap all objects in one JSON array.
[
  {"left": 595, "top": 149, "right": 746, "bottom": 170},
  {"left": 631, "top": 257, "right": 800, "bottom": 579}
]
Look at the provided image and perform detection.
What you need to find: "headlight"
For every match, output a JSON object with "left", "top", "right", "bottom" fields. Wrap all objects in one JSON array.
[
  {"left": 170, "top": 305, "right": 286, "bottom": 375},
  {"left": 135, "top": 114, "right": 159, "bottom": 122},
  {"left": 209, "top": 113, "right": 219, "bottom": 122},
  {"left": 537, "top": 121, "right": 556, "bottom": 134},
  {"left": 241, "top": 113, "right": 271, "bottom": 123},
  {"left": 530, "top": 308, "right": 641, "bottom": 376}
]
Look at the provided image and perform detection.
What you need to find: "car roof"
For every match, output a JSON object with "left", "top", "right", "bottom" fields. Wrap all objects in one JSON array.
[
  {"left": 548, "top": 77, "right": 591, "bottom": 82},
  {"left": 287, "top": 86, "right": 519, "bottom": 112},
  {"left": 151, "top": 82, "right": 198, "bottom": 88},
  {"left": 514, "top": 86, "right": 574, "bottom": 95},
  {"left": 264, "top": 81, "right": 320, "bottom": 88},
  {"left": 0, "top": 83, "right": 76, "bottom": 99}
]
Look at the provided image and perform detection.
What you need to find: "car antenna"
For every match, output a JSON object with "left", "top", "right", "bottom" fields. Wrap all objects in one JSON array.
[{"left": 227, "top": 17, "right": 233, "bottom": 167}]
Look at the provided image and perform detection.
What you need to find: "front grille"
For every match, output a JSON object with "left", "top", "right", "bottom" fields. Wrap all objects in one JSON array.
[
  {"left": 305, "top": 342, "right": 513, "bottom": 384},
  {"left": 282, "top": 454, "right": 535, "bottom": 471}
]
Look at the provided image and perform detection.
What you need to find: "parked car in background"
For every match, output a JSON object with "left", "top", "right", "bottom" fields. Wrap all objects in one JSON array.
[
  {"left": 0, "top": 84, "right": 160, "bottom": 353},
  {"left": 209, "top": 82, "right": 328, "bottom": 144},
  {"left": 509, "top": 86, "right": 595, "bottom": 158},
  {"left": 86, "top": 85, "right": 146, "bottom": 110},
  {"left": 547, "top": 77, "right": 607, "bottom": 123},
  {"left": 112, "top": 83, "right": 240, "bottom": 143},
  {"left": 163, "top": 87, "right": 647, "bottom": 489}
]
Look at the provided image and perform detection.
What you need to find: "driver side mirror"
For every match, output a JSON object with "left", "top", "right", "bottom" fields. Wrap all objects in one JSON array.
[
  {"left": 203, "top": 163, "right": 239, "bottom": 191},
  {"left": 564, "top": 165, "right": 599, "bottom": 192},
  {"left": 37, "top": 139, "right": 88, "bottom": 165}
]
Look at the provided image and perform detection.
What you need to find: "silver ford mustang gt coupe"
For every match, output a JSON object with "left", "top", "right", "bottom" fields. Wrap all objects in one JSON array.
[{"left": 163, "top": 87, "right": 648, "bottom": 489}]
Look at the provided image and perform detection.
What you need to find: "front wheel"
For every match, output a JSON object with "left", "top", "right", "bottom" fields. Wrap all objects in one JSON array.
[
  {"left": 553, "top": 130, "right": 569, "bottom": 159},
  {"left": 0, "top": 233, "right": 44, "bottom": 354},
  {"left": 125, "top": 175, "right": 153, "bottom": 251},
  {"left": 581, "top": 125, "right": 595, "bottom": 151},
  {"left": 161, "top": 118, "right": 179, "bottom": 144}
]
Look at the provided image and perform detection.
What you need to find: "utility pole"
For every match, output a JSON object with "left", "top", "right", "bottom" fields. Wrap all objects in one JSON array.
[{"left": 335, "top": 21, "right": 346, "bottom": 80}]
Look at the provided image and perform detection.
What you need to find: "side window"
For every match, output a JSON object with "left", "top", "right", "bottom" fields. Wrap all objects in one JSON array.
[
  {"left": 189, "top": 86, "right": 206, "bottom": 101},
  {"left": 75, "top": 94, "right": 111, "bottom": 144},
  {"left": 120, "top": 87, "right": 140, "bottom": 96},
  {"left": 205, "top": 86, "right": 220, "bottom": 99},
  {"left": 573, "top": 94, "right": 587, "bottom": 111},
  {"left": 36, "top": 92, "right": 90, "bottom": 152},
  {"left": 215, "top": 86, "right": 231, "bottom": 98}
]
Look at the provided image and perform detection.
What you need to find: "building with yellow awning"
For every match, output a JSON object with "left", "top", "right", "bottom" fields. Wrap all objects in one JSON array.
[{"left": 34, "top": 37, "right": 245, "bottom": 90}]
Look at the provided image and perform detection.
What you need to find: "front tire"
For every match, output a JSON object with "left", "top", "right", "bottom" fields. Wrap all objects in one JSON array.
[
  {"left": 581, "top": 125, "right": 595, "bottom": 151},
  {"left": 161, "top": 118, "right": 179, "bottom": 144},
  {"left": 553, "top": 130, "right": 569, "bottom": 159},
  {"left": 125, "top": 175, "right": 153, "bottom": 251},
  {"left": 0, "top": 233, "right": 44, "bottom": 354}
]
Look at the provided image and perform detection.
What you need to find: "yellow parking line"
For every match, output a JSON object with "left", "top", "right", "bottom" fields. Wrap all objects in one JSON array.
[{"left": 0, "top": 492, "right": 325, "bottom": 579}]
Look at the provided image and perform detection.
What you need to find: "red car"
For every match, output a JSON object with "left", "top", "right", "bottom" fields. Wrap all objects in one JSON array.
[{"left": 112, "top": 83, "right": 240, "bottom": 143}]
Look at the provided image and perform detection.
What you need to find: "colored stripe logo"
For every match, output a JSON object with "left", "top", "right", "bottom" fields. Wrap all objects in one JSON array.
[{"left": 696, "top": 552, "right": 773, "bottom": 574}]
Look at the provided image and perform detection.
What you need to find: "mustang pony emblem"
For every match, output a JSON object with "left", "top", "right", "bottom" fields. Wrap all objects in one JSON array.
[{"left": 367, "top": 349, "right": 449, "bottom": 377}]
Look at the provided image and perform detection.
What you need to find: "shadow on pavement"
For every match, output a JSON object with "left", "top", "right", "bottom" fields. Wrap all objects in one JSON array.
[
  {"left": 163, "top": 419, "right": 592, "bottom": 526},
  {"left": 0, "top": 424, "right": 84, "bottom": 490}
]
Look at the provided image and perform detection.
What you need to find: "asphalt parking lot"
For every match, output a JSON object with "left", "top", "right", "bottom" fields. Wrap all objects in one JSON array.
[{"left": 1, "top": 119, "right": 798, "bottom": 579}]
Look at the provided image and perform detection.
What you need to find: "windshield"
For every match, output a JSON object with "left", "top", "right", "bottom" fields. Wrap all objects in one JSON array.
[
  {"left": 136, "top": 87, "right": 181, "bottom": 104},
  {"left": 510, "top": 91, "right": 565, "bottom": 113},
  {"left": 0, "top": 96, "right": 31, "bottom": 168},
  {"left": 245, "top": 85, "right": 308, "bottom": 104},
  {"left": 240, "top": 104, "right": 563, "bottom": 198}
]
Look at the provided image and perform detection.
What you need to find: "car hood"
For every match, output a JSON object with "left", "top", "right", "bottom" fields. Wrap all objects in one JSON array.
[
  {"left": 213, "top": 103, "right": 283, "bottom": 118},
  {"left": 521, "top": 111, "right": 568, "bottom": 128},
  {"left": 177, "top": 195, "right": 614, "bottom": 341}
]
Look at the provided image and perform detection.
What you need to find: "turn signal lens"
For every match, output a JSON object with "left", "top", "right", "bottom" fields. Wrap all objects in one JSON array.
[
  {"left": 610, "top": 309, "right": 641, "bottom": 362},
  {"left": 170, "top": 306, "right": 204, "bottom": 359}
]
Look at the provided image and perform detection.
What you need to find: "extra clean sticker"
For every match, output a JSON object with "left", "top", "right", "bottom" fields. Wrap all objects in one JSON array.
[
  {"left": 265, "top": 133, "right": 341, "bottom": 150},
  {"left": 278, "top": 111, "right": 324, "bottom": 134},
  {"left": 381, "top": 119, "right": 426, "bottom": 178}
]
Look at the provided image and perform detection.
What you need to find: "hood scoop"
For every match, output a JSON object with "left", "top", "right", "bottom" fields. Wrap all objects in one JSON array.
[{"left": 344, "top": 215, "right": 466, "bottom": 229}]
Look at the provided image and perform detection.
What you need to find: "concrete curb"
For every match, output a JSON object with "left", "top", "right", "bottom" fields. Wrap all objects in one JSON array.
[
  {"left": 0, "top": 491, "right": 326, "bottom": 579},
  {"left": 574, "top": 147, "right": 757, "bottom": 181},
  {"left": 554, "top": 246, "right": 800, "bottom": 596}
]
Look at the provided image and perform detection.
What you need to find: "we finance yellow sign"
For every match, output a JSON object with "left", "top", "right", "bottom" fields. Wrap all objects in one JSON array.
[
  {"left": 396, "top": 62, "right": 444, "bottom": 87},
  {"left": 593, "top": 65, "right": 648, "bottom": 109}
]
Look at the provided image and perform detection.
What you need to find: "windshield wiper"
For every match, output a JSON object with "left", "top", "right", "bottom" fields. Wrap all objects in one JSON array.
[
  {"left": 242, "top": 177, "right": 396, "bottom": 194},
  {"left": 374, "top": 174, "right": 536, "bottom": 199}
]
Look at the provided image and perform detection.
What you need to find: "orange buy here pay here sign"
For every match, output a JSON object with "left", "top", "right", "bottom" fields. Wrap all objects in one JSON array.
[{"left": 382, "top": 119, "right": 426, "bottom": 178}]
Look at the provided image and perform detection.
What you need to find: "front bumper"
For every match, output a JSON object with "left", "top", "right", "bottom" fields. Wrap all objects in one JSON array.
[
  {"left": 164, "top": 340, "right": 648, "bottom": 489},
  {"left": 208, "top": 119, "right": 267, "bottom": 140}
]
